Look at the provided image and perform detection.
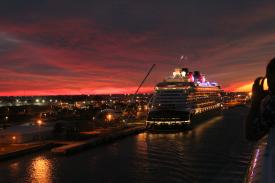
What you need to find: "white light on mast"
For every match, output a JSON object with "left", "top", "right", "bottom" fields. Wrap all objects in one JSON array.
[{"left": 180, "top": 55, "right": 188, "bottom": 61}]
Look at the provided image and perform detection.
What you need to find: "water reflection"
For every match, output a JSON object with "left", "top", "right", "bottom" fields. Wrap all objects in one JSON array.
[
  {"left": 9, "top": 162, "right": 19, "bottom": 177},
  {"left": 29, "top": 156, "right": 53, "bottom": 183},
  {"left": 0, "top": 108, "right": 254, "bottom": 183},
  {"left": 136, "top": 133, "right": 149, "bottom": 157},
  {"left": 195, "top": 116, "right": 223, "bottom": 133},
  {"left": 190, "top": 116, "right": 223, "bottom": 141},
  {"left": 146, "top": 131, "right": 190, "bottom": 141}
]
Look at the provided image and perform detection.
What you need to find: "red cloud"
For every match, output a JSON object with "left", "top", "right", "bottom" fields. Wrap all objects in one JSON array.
[
  {"left": 0, "top": 2, "right": 275, "bottom": 96},
  {"left": 0, "top": 19, "right": 165, "bottom": 96}
]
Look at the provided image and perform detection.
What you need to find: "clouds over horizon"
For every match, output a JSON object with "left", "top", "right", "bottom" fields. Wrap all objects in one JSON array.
[{"left": 0, "top": 0, "right": 275, "bottom": 95}]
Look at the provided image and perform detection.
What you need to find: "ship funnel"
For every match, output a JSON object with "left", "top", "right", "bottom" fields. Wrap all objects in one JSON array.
[
  {"left": 193, "top": 71, "right": 201, "bottom": 78},
  {"left": 181, "top": 68, "right": 189, "bottom": 73},
  {"left": 193, "top": 71, "right": 206, "bottom": 83}
]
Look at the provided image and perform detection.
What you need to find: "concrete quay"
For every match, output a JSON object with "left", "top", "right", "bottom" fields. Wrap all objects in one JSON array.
[
  {"left": 51, "top": 126, "right": 146, "bottom": 155},
  {"left": 0, "top": 142, "right": 54, "bottom": 161}
]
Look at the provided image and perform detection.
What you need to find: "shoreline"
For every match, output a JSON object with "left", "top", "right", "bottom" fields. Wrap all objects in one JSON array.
[{"left": 0, "top": 125, "right": 146, "bottom": 160}]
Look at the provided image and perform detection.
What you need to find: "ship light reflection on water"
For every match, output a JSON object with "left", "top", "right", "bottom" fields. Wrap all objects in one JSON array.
[
  {"left": 9, "top": 162, "right": 19, "bottom": 177},
  {"left": 189, "top": 116, "right": 224, "bottom": 141},
  {"left": 29, "top": 156, "right": 53, "bottom": 183}
]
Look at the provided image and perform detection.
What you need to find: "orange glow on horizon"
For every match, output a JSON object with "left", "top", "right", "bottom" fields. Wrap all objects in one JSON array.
[
  {"left": 235, "top": 82, "right": 253, "bottom": 92},
  {"left": 231, "top": 79, "right": 268, "bottom": 92},
  {"left": 222, "top": 81, "right": 254, "bottom": 92},
  {"left": 0, "top": 81, "right": 268, "bottom": 96},
  {"left": 0, "top": 86, "right": 154, "bottom": 96}
]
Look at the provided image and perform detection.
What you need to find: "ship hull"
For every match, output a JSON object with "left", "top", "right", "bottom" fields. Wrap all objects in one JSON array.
[
  {"left": 190, "top": 107, "right": 222, "bottom": 127},
  {"left": 146, "top": 107, "right": 222, "bottom": 131}
]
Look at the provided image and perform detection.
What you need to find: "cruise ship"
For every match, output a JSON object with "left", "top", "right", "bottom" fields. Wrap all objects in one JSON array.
[{"left": 146, "top": 67, "right": 222, "bottom": 129}]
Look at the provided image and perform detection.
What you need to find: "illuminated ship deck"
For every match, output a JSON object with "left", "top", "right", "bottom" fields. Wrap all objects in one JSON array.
[{"left": 146, "top": 68, "right": 222, "bottom": 128}]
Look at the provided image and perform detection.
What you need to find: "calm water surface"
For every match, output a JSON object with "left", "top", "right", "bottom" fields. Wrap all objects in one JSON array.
[{"left": 0, "top": 107, "right": 255, "bottom": 183}]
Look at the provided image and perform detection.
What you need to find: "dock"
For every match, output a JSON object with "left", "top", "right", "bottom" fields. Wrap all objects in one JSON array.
[
  {"left": 0, "top": 142, "right": 54, "bottom": 161},
  {"left": 0, "top": 125, "right": 146, "bottom": 160},
  {"left": 51, "top": 126, "right": 146, "bottom": 155}
]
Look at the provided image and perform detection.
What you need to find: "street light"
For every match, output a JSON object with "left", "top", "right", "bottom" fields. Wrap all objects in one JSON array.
[
  {"left": 37, "top": 120, "right": 42, "bottom": 141},
  {"left": 3, "top": 116, "right": 9, "bottom": 129},
  {"left": 12, "top": 136, "right": 16, "bottom": 143},
  {"left": 37, "top": 120, "right": 43, "bottom": 126},
  {"left": 106, "top": 114, "right": 113, "bottom": 122}
]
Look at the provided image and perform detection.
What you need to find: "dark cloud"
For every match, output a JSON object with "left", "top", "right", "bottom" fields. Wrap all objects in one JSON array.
[
  {"left": 0, "top": 33, "right": 20, "bottom": 53},
  {"left": 0, "top": 0, "right": 275, "bottom": 95}
]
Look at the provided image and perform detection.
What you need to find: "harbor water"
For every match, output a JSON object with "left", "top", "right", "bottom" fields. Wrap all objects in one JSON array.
[{"left": 0, "top": 106, "right": 255, "bottom": 183}]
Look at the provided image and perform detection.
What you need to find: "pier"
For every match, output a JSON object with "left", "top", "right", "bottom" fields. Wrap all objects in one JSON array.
[
  {"left": 0, "top": 142, "right": 54, "bottom": 161},
  {"left": 51, "top": 125, "right": 146, "bottom": 155},
  {"left": 0, "top": 125, "right": 146, "bottom": 159}
]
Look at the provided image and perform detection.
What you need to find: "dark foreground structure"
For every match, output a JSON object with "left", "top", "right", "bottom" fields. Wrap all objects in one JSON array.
[{"left": 0, "top": 106, "right": 255, "bottom": 183}]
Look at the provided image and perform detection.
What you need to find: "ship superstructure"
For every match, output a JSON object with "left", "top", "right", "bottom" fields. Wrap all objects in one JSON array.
[{"left": 146, "top": 68, "right": 222, "bottom": 129}]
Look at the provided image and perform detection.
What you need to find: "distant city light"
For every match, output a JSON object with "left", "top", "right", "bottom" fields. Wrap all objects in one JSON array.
[
  {"left": 35, "top": 99, "right": 40, "bottom": 103},
  {"left": 144, "top": 105, "right": 148, "bottom": 110}
]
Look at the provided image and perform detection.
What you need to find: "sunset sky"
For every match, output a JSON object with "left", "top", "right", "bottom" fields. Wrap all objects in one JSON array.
[{"left": 0, "top": 1, "right": 275, "bottom": 96}]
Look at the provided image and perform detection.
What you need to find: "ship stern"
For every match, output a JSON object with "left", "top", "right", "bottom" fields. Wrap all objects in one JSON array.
[{"left": 146, "top": 110, "right": 191, "bottom": 130}]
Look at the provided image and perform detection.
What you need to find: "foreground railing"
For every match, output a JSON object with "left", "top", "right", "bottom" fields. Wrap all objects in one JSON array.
[{"left": 244, "top": 137, "right": 267, "bottom": 183}]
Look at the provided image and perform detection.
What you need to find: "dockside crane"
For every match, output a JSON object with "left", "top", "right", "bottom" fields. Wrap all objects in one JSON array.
[
  {"left": 131, "top": 64, "right": 156, "bottom": 102},
  {"left": 123, "top": 64, "right": 156, "bottom": 123}
]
